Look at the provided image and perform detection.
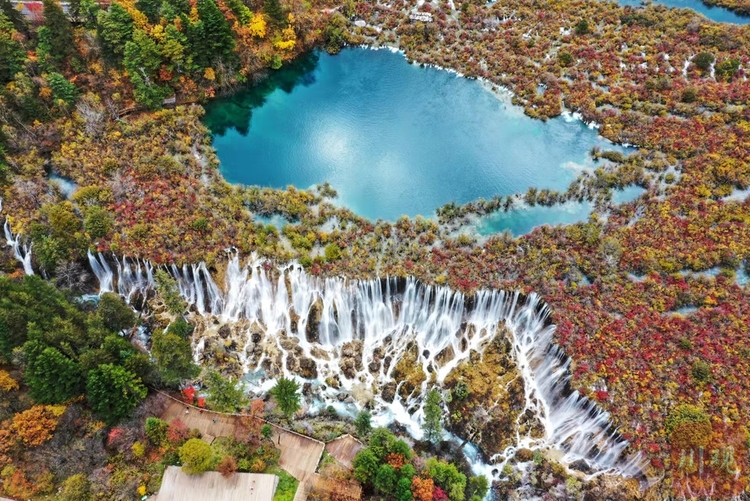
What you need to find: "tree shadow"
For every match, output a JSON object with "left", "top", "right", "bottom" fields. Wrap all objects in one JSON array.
[{"left": 203, "top": 51, "right": 321, "bottom": 137}]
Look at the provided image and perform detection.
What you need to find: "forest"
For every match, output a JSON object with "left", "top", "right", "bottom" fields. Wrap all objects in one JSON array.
[{"left": 2, "top": 0, "right": 750, "bottom": 497}]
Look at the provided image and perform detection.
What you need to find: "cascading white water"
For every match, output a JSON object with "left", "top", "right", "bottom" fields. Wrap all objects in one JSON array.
[
  {"left": 3, "top": 219, "right": 34, "bottom": 276},
  {"left": 87, "top": 251, "right": 647, "bottom": 481},
  {"left": 1, "top": 198, "right": 34, "bottom": 275},
  {"left": 88, "top": 251, "right": 114, "bottom": 293}
]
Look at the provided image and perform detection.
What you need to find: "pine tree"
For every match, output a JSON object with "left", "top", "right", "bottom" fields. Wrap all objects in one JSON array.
[
  {"left": 0, "top": 0, "right": 26, "bottom": 31},
  {"left": 269, "top": 377, "right": 300, "bottom": 421},
  {"left": 195, "top": 0, "right": 234, "bottom": 67},
  {"left": 354, "top": 410, "right": 372, "bottom": 437},
  {"left": 135, "top": 0, "right": 160, "bottom": 23},
  {"left": 0, "top": 12, "right": 24, "bottom": 85},
  {"left": 423, "top": 388, "right": 443, "bottom": 443},
  {"left": 42, "top": 0, "right": 74, "bottom": 62},
  {"left": 86, "top": 364, "right": 147, "bottom": 424},
  {"left": 204, "top": 370, "right": 249, "bottom": 412},
  {"left": 264, "top": 0, "right": 285, "bottom": 26},
  {"left": 24, "top": 343, "right": 84, "bottom": 403},
  {"left": 96, "top": 3, "right": 134, "bottom": 61},
  {"left": 151, "top": 328, "right": 199, "bottom": 386}
]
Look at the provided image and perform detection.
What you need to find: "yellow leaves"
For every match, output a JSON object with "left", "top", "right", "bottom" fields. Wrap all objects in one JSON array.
[
  {"left": 203, "top": 67, "right": 216, "bottom": 81},
  {"left": 89, "top": 60, "right": 104, "bottom": 75},
  {"left": 274, "top": 39, "right": 296, "bottom": 50},
  {"left": 249, "top": 13, "right": 267, "bottom": 38},
  {"left": 274, "top": 26, "right": 297, "bottom": 51},
  {"left": 0, "top": 371, "right": 18, "bottom": 393},
  {"left": 38, "top": 86, "right": 53, "bottom": 101},
  {"left": 118, "top": 0, "right": 150, "bottom": 30},
  {"left": 48, "top": 405, "right": 66, "bottom": 417},
  {"left": 11, "top": 405, "right": 65, "bottom": 447},
  {"left": 151, "top": 23, "right": 166, "bottom": 42},
  {"left": 189, "top": 6, "right": 199, "bottom": 23},
  {"left": 282, "top": 26, "right": 296, "bottom": 41}
]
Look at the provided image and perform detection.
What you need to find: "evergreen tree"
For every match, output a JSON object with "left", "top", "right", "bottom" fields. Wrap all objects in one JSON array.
[
  {"left": 154, "top": 269, "right": 186, "bottom": 315},
  {"left": 423, "top": 388, "right": 443, "bottom": 444},
  {"left": 195, "top": 0, "right": 234, "bottom": 67},
  {"left": 0, "top": 0, "right": 26, "bottom": 31},
  {"left": 96, "top": 3, "right": 134, "bottom": 61},
  {"left": 161, "top": 24, "right": 189, "bottom": 72},
  {"left": 374, "top": 464, "right": 398, "bottom": 496},
  {"left": 86, "top": 363, "right": 147, "bottom": 424},
  {"left": 264, "top": 0, "right": 285, "bottom": 26},
  {"left": 42, "top": 0, "right": 74, "bottom": 62},
  {"left": 47, "top": 72, "right": 79, "bottom": 106},
  {"left": 135, "top": 0, "right": 160, "bottom": 23},
  {"left": 151, "top": 328, "right": 199, "bottom": 386},
  {"left": 124, "top": 29, "right": 171, "bottom": 108},
  {"left": 269, "top": 376, "right": 300, "bottom": 421},
  {"left": 0, "top": 12, "right": 24, "bottom": 85},
  {"left": 354, "top": 410, "right": 372, "bottom": 437},
  {"left": 25, "top": 344, "right": 84, "bottom": 403},
  {"left": 353, "top": 448, "right": 379, "bottom": 484},
  {"left": 396, "top": 477, "right": 413, "bottom": 501},
  {"left": 204, "top": 369, "right": 249, "bottom": 413},
  {"left": 225, "top": 0, "right": 251, "bottom": 25}
]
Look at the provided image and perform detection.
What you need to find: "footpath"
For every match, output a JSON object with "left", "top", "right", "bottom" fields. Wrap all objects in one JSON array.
[{"left": 159, "top": 393, "right": 326, "bottom": 501}]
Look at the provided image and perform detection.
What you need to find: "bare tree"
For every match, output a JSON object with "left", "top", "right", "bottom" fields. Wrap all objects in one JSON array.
[
  {"left": 55, "top": 261, "right": 90, "bottom": 292},
  {"left": 76, "top": 93, "right": 107, "bottom": 139}
]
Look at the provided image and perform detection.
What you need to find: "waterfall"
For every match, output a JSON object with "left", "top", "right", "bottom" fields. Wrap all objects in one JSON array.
[
  {"left": 0, "top": 198, "right": 33, "bottom": 275},
  {"left": 3, "top": 218, "right": 34, "bottom": 276},
  {"left": 86, "top": 252, "right": 647, "bottom": 481},
  {"left": 87, "top": 251, "right": 114, "bottom": 293}
]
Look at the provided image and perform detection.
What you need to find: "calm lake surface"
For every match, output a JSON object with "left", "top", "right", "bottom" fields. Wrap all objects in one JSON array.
[
  {"left": 206, "top": 48, "right": 626, "bottom": 224},
  {"left": 617, "top": 0, "right": 750, "bottom": 24}
]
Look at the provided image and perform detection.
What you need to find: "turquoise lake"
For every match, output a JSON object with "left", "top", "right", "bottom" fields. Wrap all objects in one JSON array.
[
  {"left": 617, "top": 0, "right": 749, "bottom": 24},
  {"left": 206, "top": 48, "right": 627, "bottom": 225}
]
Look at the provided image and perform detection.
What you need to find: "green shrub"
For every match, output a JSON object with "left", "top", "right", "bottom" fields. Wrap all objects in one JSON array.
[
  {"left": 691, "top": 360, "right": 711, "bottom": 383},
  {"left": 665, "top": 404, "right": 710, "bottom": 435},
  {"left": 179, "top": 438, "right": 215, "bottom": 474},
  {"left": 558, "top": 51, "right": 574, "bottom": 66},
  {"left": 324, "top": 243, "right": 342, "bottom": 262},
  {"left": 693, "top": 52, "right": 715, "bottom": 73},
  {"left": 575, "top": 19, "right": 589, "bottom": 35}
]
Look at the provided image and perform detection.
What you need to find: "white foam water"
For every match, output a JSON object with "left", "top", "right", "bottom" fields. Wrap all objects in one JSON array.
[
  {"left": 87, "top": 251, "right": 647, "bottom": 482},
  {"left": 3, "top": 220, "right": 34, "bottom": 276}
]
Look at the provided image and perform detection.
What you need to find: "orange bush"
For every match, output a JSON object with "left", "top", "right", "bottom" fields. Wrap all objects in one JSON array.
[
  {"left": 217, "top": 456, "right": 237, "bottom": 478},
  {"left": 411, "top": 476, "right": 434, "bottom": 501},
  {"left": 11, "top": 405, "right": 65, "bottom": 447},
  {"left": 0, "top": 371, "right": 19, "bottom": 393}
]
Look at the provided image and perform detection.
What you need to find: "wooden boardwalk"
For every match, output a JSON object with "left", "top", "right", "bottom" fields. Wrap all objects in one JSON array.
[
  {"left": 160, "top": 397, "right": 325, "bottom": 501},
  {"left": 324, "top": 435, "right": 364, "bottom": 470},
  {"left": 162, "top": 401, "right": 238, "bottom": 443},
  {"left": 154, "top": 466, "right": 278, "bottom": 501}
]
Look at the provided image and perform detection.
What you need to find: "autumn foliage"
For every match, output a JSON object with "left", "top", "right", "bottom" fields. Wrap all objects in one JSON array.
[
  {"left": 0, "top": 371, "right": 19, "bottom": 393},
  {"left": 411, "top": 476, "right": 434, "bottom": 501},
  {"left": 11, "top": 405, "right": 65, "bottom": 447}
]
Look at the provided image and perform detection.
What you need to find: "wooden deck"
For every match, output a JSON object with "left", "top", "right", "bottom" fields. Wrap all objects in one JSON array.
[
  {"left": 160, "top": 398, "right": 325, "bottom": 501},
  {"left": 154, "top": 466, "right": 278, "bottom": 501},
  {"left": 324, "top": 435, "right": 364, "bottom": 470},
  {"left": 272, "top": 427, "right": 325, "bottom": 484},
  {"left": 161, "top": 401, "right": 238, "bottom": 443}
]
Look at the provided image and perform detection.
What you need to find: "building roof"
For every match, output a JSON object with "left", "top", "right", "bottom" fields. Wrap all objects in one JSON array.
[{"left": 154, "top": 466, "right": 279, "bottom": 501}]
